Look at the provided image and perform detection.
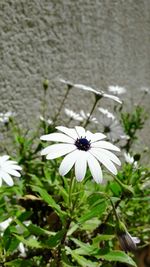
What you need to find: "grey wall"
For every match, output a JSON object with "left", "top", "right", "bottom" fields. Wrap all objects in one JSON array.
[{"left": 0, "top": 0, "right": 150, "bottom": 153}]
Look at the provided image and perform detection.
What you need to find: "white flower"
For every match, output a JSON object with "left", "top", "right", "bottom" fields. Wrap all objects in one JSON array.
[
  {"left": 108, "top": 85, "right": 126, "bottom": 95},
  {"left": 0, "top": 111, "right": 15, "bottom": 124},
  {"left": 98, "top": 109, "right": 125, "bottom": 142},
  {"left": 141, "top": 87, "right": 150, "bottom": 94},
  {"left": 0, "top": 155, "right": 22, "bottom": 186},
  {"left": 124, "top": 153, "right": 137, "bottom": 167},
  {"left": 98, "top": 108, "right": 115, "bottom": 120},
  {"left": 0, "top": 218, "right": 12, "bottom": 232},
  {"left": 65, "top": 108, "right": 83, "bottom": 122},
  {"left": 59, "top": 79, "right": 122, "bottom": 104},
  {"left": 40, "top": 115, "right": 53, "bottom": 125},
  {"left": 80, "top": 110, "right": 98, "bottom": 124},
  {"left": 40, "top": 126, "right": 121, "bottom": 183}
]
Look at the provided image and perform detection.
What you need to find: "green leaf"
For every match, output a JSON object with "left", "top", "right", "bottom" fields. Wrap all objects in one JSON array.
[
  {"left": 44, "top": 229, "right": 66, "bottom": 248},
  {"left": 70, "top": 238, "right": 99, "bottom": 256},
  {"left": 14, "top": 234, "right": 42, "bottom": 249},
  {"left": 66, "top": 246, "right": 98, "bottom": 267},
  {"left": 78, "top": 201, "right": 107, "bottom": 223},
  {"left": 92, "top": 234, "right": 114, "bottom": 247},
  {"left": 27, "top": 223, "right": 53, "bottom": 236},
  {"left": 5, "top": 259, "right": 33, "bottom": 267},
  {"left": 99, "top": 250, "right": 137, "bottom": 267}
]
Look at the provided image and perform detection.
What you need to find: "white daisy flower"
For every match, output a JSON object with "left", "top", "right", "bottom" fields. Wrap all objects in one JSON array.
[
  {"left": 98, "top": 109, "right": 125, "bottom": 142},
  {"left": 40, "top": 126, "right": 121, "bottom": 183},
  {"left": 80, "top": 110, "right": 98, "bottom": 124},
  {"left": 108, "top": 85, "right": 126, "bottom": 95},
  {"left": 59, "top": 79, "right": 122, "bottom": 104},
  {"left": 64, "top": 108, "right": 83, "bottom": 122},
  {"left": 0, "top": 111, "right": 15, "bottom": 124},
  {"left": 0, "top": 155, "right": 22, "bottom": 186}
]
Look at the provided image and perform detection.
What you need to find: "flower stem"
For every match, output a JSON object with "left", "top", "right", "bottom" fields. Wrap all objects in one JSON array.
[
  {"left": 83, "top": 97, "right": 99, "bottom": 128},
  {"left": 53, "top": 86, "right": 71, "bottom": 123}
]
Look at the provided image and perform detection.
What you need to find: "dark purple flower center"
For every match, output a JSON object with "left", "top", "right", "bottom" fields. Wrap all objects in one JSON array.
[{"left": 75, "top": 138, "right": 91, "bottom": 151}]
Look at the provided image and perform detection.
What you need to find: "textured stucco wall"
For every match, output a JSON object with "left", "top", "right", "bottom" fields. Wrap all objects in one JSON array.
[{"left": 0, "top": 0, "right": 150, "bottom": 152}]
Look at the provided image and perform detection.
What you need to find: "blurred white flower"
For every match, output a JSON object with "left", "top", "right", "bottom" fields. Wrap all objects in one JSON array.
[
  {"left": 0, "top": 218, "right": 12, "bottom": 232},
  {"left": 0, "top": 155, "right": 22, "bottom": 186},
  {"left": 98, "top": 109, "right": 125, "bottom": 142},
  {"left": 59, "top": 79, "right": 122, "bottom": 104},
  {"left": 141, "top": 87, "right": 150, "bottom": 94},
  {"left": 0, "top": 111, "right": 15, "bottom": 124},
  {"left": 40, "top": 126, "right": 121, "bottom": 183},
  {"left": 65, "top": 108, "right": 83, "bottom": 122},
  {"left": 80, "top": 110, "right": 98, "bottom": 124},
  {"left": 18, "top": 242, "right": 26, "bottom": 257},
  {"left": 124, "top": 153, "right": 138, "bottom": 167},
  {"left": 108, "top": 85, "right": 126, "bottom": 95},
  {"left": 98, "top": 108, "right": 115, "bottom": 120},
  {"left": 40, "top": 115, "right": 53, "bottom": 125}
]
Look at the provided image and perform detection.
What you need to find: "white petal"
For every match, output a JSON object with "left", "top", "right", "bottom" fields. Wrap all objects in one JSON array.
[
  {"left": 59, "top": 150, "right": 79, "bottom": 176},
  {"left": 75, "top": 151, "right": 88, "bottom": 181},
  {"left": 75, "top": 126, "right": 86, "bottom": 138},
  {"left": 90, "top": 150, "right": 118, "bottom": 175},
  {"left": 3, "top": 163, "right": 22, "bottom": 170},
  {"left": 56, "top": 126, "right": 77, "bottom": 139},
  {"left": 0, "top": 171, "right": 14, "bottom": 186},
  {"left": 3, "top": 160, "right": 17, "bottom": 165},
  {"left": 40, "top": 133, "right": 74, "bottom": 143},
  {"left": 6, "top": 168, "right": 21, "bottom": 177},
  {"left": 103, "top": 93, "right": 122, "bottom": 104},
  {"left": 44, "top": 144, "right": 76, "bottom": 159},
  {"left": 87, "top": 132, "right": 106, "bottom": 142},
  {"left": 87, "top": 153, "right": 103, "bottom": 183},
  {"left": 91, "top": 141, "right": 120, "bottom": 151},
  {"left": 41, "top": 143, "right": 75, "bottom": 156},
  {"left": 92, "top": 148, "right": 121, "bottom": 166},
  {"left": 0, "top": 155, "right": 10, "bottom": 164}
]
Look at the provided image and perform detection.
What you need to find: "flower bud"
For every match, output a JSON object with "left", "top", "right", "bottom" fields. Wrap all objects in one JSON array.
[
  {"left": 116, "top": 221, "right": 137, "bottom": 252},
  {"left": 43, "top": 79, "right": 49, "bottom": 91}
]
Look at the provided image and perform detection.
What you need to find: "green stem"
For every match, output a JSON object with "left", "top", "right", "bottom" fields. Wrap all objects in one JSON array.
[
  {"left": 83, "top": 97, "right": 99, "bottom": 128},
  {"left": 53, "top": 87, "right": 71, "bottom": 123}
]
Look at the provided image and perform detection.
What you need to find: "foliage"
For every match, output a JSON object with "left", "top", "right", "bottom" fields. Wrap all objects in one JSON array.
[{"left": 0, "top": 80, "right": 149, "bottom": 267}]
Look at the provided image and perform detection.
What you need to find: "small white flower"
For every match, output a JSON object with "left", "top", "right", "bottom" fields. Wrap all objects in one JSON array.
[
  {"left": 80, "top": 110, "right": 98, "bottom": 124},
  {"left": 0, "top": 111, "right": 15, "bottom": 124},
  {"left": 98, "top": 108, "right": 115, "bottom": 120},
  {"left": 124, "top": 153, "right": 138, "bottom": 167},
  {"left": 0, "top": 155, "right": 22, "bottom": 186},
  {"left": 59, "top": 79, "right": 122, "bottom": 104},
  {"left": 40, "top": 126, "right": 121, "bottom": 183},
  {"left": 40, "top": 115, "right": 53, "bottom": 125},
  {"left": 0, "top": 218, "right": 12, "bottom": 232},
  {"left": 108, "top": 85, "right": 126, "bottom": 95},
  {"left": 98, "top": 109, "right": 125, "bottom": 142},
  {"left": 141, "top": 87, "right": 150, "bottom": 94},
  {"left": 65, "top": 108, "right": 83, "bottom": 122}
]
